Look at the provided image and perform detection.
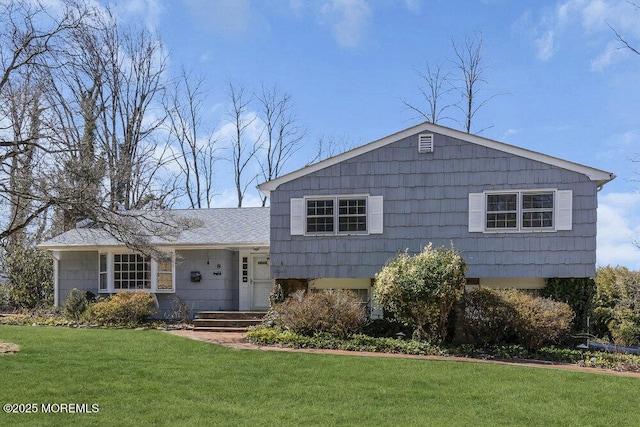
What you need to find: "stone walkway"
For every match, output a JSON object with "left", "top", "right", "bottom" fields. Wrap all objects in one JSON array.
[{"left": 166, "top": 330, "right": 640, "bottom": 378}]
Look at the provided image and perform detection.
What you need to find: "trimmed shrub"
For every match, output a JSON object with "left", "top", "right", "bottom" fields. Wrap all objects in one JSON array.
[
  {"left": 84, "top": 292, "right": 157, "bottom": 326},
  {"left": 464, "top": 288, "right": 575, "bottom": 349},
  {"left": 464, "top": 287, "right": 518, "bottom": 344},
  {"left": 63, "top": 288, "right": 94, "bottom": 321},
  {"left": 271, "top": 289, "right": 367, "bottom": 338},
  {"left": 374, "top": 243, "right": 467, "bottom": 343}
]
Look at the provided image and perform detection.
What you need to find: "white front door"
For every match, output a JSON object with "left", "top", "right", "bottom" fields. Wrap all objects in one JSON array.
[{"left": 251, "top": 255, "right": 272, "bottom": 309}]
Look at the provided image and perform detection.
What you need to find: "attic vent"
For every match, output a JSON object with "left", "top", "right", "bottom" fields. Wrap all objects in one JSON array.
[{"left": 418, "top": 133, "right": 433, "bottom": 153}]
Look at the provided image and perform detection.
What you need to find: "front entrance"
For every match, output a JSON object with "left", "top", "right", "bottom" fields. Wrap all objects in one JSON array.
[{"left": 251, "top": 254, "right": 272, "bottom": 309}]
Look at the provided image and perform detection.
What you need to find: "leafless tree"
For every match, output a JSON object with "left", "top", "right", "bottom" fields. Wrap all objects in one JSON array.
[
  {"left": 227, "top": 83, "right": 261, "bottom": 208},
  {"left": 0, "top": 0, "right": 90, "bottom": 243},
  {"left": 402, "top": 62, "right": 455, "bottom": 124},
  {"left": 93, "top": 12, "right": 170, "bottom": 211},
  {"left": 165, "top": 69, "right": 219, "bottom": 209},
  {"left": 609, "top": 1, "right": 639, "bottom": 56},
  {"left": 404, "top": 33, "right": 500, "bottom": 134},
  {"left": 0, "top": 1, "right": 186, "bottom": 256},
  {"left": 451, "top": 33, "right": 500, "bottom": 134},
  {"left": 1, "top": 77, "right": 45, "bottom": 250},
  {"left": 256, "top": 84, "right": 305, "bottom": 206},
  {"left": 305, "top": 134, "right": 356, "bottom": 166}
]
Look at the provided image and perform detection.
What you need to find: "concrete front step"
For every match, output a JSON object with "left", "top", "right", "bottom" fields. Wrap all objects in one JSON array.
[
  {"left": 193, "top": 319, "right": 263, "bottom": 328},
  {"left": 192, "top": 326, "right": 252, "bottom": 333},
  {"left": 193, "top": 311, "right": 267, "bottom": 332},
  {"left": 196, "top": 311, "right": 268, "bottom": 320}
]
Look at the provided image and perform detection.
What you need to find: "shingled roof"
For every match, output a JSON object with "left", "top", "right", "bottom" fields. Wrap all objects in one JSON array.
[{"left": 38, "top": 207, "right": 270, "bottom": 250}]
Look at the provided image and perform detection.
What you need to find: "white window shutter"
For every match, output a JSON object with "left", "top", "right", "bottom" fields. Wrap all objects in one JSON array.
[
  {"left": 468, "top": 193, "right": 485, "bottom": 232},
  {"left": 556, "top": 190, "right": 573, "bottom": 231},
  {"left": 290, "top": 198, "right": 304, "bottom": 236},
  {"left": 369, "top": 196, "right": 384, "bottom": 234}
]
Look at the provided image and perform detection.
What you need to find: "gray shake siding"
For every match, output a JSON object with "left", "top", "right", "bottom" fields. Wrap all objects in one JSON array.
[
  {"left": 269, "top": 131, "right": 600, "bottom": 280},
  {"left": 57, "top": 251, "right": 99, "bottom": 303},
  {"left": 168, "top": 249, "right": 239, "bottom": 314},
  {"left": 56, "top": 249, "right": 238, "bottom": 317}
]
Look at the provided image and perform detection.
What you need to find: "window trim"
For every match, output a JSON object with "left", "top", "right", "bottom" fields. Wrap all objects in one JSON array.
[
  {"left": 305, "top": 195, "right": 369, "bottom": 236},
  {"left": 485, "top": 190, "right": 556, "bottom": 232},
  {"left": 97, "top": 250, "right": 175, "bottom": 293},
  {"left": 469, "top": 189, "right": 571, "bottom": 233}
]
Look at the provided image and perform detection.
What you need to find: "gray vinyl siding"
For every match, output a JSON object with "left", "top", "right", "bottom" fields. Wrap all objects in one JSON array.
[
  {"left": 55, "top": 249, "right": 239, "bottom": 318},
  {"left": 269, "top": 131, "right": 599, "bottom": 279}
]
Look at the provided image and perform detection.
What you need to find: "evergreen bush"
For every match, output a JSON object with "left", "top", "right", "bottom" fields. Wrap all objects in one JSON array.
[
  {"left": 374, "top": 243, "right": 466, "bottom": 343},
  {"left": 4, "top": 246, "right": 53, "bottom": 309},
  {"left": 63, "top": 288, "right": 92, "bottom": 321}
]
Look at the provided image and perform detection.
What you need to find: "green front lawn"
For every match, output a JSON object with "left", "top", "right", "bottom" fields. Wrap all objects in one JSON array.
[{"left": 0, "top": 325, "right": 638, "bottom": 426}]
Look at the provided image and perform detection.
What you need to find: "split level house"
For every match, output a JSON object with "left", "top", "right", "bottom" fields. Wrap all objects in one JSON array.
[{"left": 39, "top": 122, "right": 615, "bottom": 318}]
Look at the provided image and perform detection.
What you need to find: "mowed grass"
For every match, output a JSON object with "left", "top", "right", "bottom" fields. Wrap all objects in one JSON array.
[{"left": 0, "top": 325, "right": 638, "bottom": 427}]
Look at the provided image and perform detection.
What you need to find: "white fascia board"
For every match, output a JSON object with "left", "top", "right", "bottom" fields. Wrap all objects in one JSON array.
[
  {"left": 257, "top": 122, "right": 434, "bottom": 196},
  {"left": 434, "top": 125, "right": 615, "bottom": 187},
  {"left": 39, "top": 243, "right": 270, "bottom": 252},
  {"left": 257, "top": 122, "right": 615, "bottom": 194}
]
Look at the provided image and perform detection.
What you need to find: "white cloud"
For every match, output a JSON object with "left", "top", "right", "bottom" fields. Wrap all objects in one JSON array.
[
  {"left": 597, "top": 191, "right": 640, "bottom": 269},
  {"left": 182, "top": 0, "right": 269, "bottom": 37},
  {"left": 515, "top": 0, "right": 640, "bottom": 66},
  {"left": 110, "top": 0, "right": 164, "bottom": 32},
  {"left": 213, "top": 110, "right": 266, "bottom": 151},
  {"left": 213, "top": 188, "right": 263, "bottom": 208},
  {"left": 403, "top": 0, "right": 422, "bottom": 14},
  {"left": 534, "top": 30, "right": 556, "bottom": 61},
  {"left": 512, "top": 10, "right": 557, "bottom": 61},
  {"left": 502, "top": 128, "right": 521, "bottom": 140},
  {"left": 320, "top": 0, "right": 371, "bottom": 48}
]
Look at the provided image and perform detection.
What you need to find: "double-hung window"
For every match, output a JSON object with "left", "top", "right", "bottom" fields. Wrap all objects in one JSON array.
[
  {"left": 485, "top": 191, "right": 555, "bottom": 231},
  {"left": 306, "top": 196, "right": 368, "bottom": 234},
  {"left": 338, "top": 198, "right": 367, "bottom": 232},
  {"left": 307, "top": 199, "right": 335, "bottom": 233},
  {"left": 98, "top": 251, "right": 174, "bottom": 293},
  {"left": 469, "top": 189, "right": 572, "bottom": 233},
  {"left": 521, "top": 193, "right": 554, "bottom": 228},
  {"left": 290, "top": 195, "right": 383, "bottom": 236},
  {"left": 486, "top": 193, "right": 518, "bottom": 229}
]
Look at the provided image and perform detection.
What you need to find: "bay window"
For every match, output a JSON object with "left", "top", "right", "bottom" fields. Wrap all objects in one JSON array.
[{"left": 98, "top": 251, "right": 174, "bottom": 293}]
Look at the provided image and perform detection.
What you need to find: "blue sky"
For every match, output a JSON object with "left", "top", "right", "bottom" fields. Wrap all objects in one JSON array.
[{"left": 113, "top": 0, "right": 640, "bottom": 269}]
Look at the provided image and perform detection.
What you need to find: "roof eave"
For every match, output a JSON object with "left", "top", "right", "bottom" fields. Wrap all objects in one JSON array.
[{"left": 257, "top": 122, "right": 616, "bottom": 192}]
